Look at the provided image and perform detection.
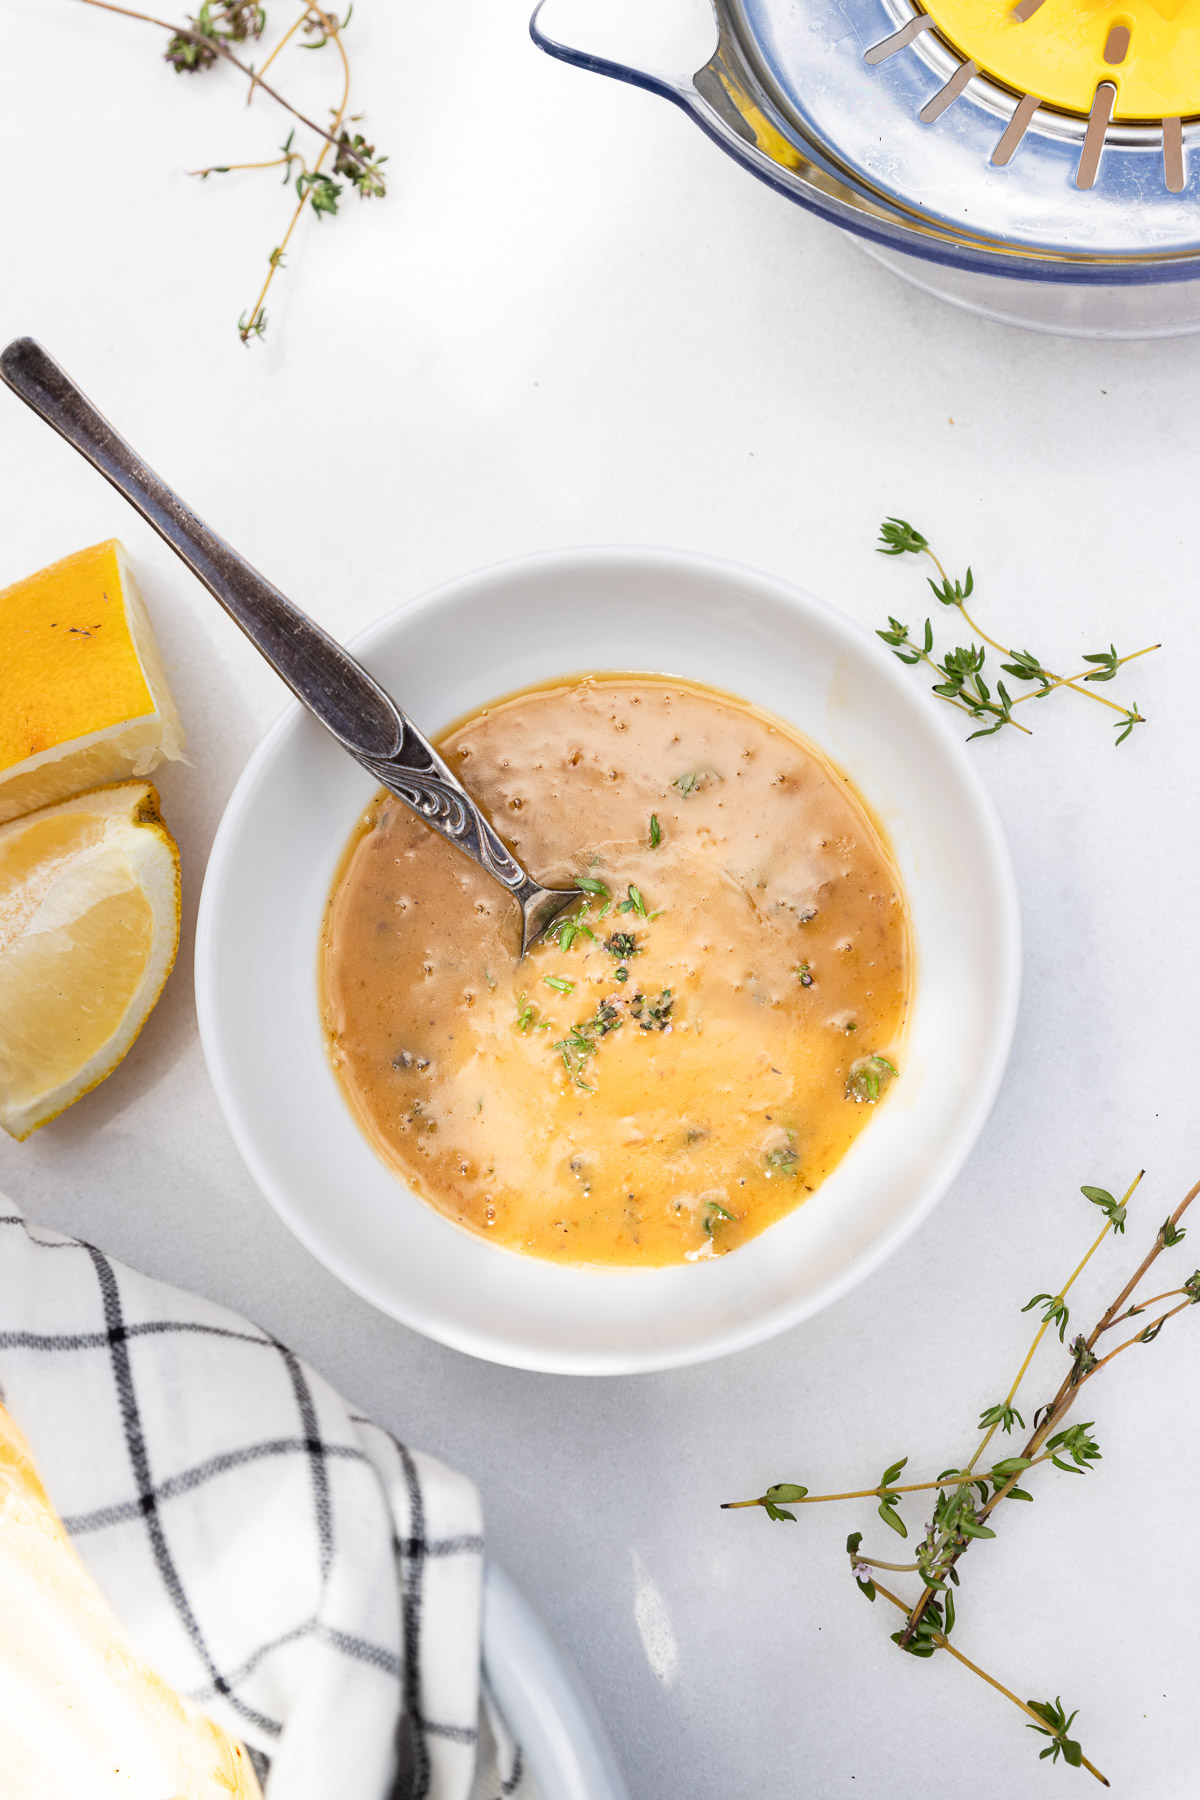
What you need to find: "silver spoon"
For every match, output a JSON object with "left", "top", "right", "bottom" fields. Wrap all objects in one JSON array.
[{"left": 0, "top": 337, "right": 577, "bottom": 955}]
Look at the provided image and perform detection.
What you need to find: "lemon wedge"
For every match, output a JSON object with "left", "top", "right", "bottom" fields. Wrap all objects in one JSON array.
[
  {"left": 0, "top": 541, "right": 185, "bottom": 825},
  {"left": 0, "top": 783, "right": 180, "bottom": 1140}
]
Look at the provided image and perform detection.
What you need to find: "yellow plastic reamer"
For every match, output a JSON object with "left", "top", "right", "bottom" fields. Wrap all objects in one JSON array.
[{"left": 917, "top": 0, "right": 1200, "bottom": 120}]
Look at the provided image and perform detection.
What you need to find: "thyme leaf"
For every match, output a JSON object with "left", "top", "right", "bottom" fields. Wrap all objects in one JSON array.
[
  {"left": 704, "top": 1199, "right": 735, "bottom": 1236},
  {"left": 630, "top": 988, "right": 674, "bottom": 1031},
  {"left": 605, "top": 932, "right": 640, "bottom": 960},
  {"left": 765, "top": 1138, "right": 799, "bottom": 1178},
  {"left": 846, "top": 1054, "right": 897, "bottom": 1104},
  {"left": 553, "top": 998, "right": 623, "bottom": 1086},
  {"left": 1026, "top": 1698, "right": 1084, "bottom": 1769},
  {"left": 1022, "top": 1291, "right": 1070, "bottom": 1343}
]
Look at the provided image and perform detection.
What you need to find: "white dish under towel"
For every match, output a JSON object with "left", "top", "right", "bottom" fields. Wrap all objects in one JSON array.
[{"left": 0, "top": 1196, "right": 537, "bottom": 1800}]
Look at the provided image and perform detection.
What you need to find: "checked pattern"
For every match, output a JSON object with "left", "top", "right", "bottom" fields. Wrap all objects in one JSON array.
[{"left": 0, "top": 1201, "right": 532, "bottom": 1800}]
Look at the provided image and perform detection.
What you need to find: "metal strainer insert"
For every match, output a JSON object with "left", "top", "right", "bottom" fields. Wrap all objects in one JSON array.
[{"left": 864, "top": 0, "right": 1198, "bottom": 189}]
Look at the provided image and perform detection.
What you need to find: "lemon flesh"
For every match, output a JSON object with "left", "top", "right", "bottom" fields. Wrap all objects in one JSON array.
[
  {"left": 0, "top": 541, "right": 185, "bottom": 825},
  {"left": 0, "top": 783, "right": 180, "bottom": 1140},
  {"left": 0, "top": 1402, "right": 262, "bottom": 1799}
]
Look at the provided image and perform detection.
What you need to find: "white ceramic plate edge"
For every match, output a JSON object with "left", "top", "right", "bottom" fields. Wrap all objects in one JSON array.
[{"left": 483, "top": 1561, "right": 630, "bottom": 1800}]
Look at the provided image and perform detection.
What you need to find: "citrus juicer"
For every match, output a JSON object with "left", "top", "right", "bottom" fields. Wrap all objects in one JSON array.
[{"left": 531, "top": 0, "right": 1200, "bottom": 336}]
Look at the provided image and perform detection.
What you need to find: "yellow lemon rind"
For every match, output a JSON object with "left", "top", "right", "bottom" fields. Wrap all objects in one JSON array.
[{"left": 0, "top": 544, "right": 186, "bottom": 827}]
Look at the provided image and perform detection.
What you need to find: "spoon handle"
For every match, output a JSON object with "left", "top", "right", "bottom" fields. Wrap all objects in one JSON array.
[
  {"left": 0, "top": 336, "right": 529, "bottom": 894},
  {"left": 0, "top": 336, "right": 403, "bottom": 760}
]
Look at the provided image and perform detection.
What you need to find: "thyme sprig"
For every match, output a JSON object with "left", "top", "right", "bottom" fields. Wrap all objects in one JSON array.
[
  {"left": 724, "top": 1168, "right": 1200, "bottom": 1782},
  {"left": 73, "top": 0, "right": 388, "bottom": 341},
  {"left": 877, "top": 519, "right": 1158, "bottom": 745}
]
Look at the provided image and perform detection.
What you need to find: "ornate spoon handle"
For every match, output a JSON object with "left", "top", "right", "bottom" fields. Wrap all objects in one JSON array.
[{"left": 0, "top": 336, "right": 530, "bottom": 898}]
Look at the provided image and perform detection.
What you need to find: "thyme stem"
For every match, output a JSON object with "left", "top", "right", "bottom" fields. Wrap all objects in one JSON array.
[
  {"left": 236, "top": 2, "right": 349, "bottom": 339},
  {"left": 1009, "top": 644, "right": 1161, "bottom": 715},
  {"left": 723, "top": 1463, "right": 1058, "bottom": 1511},
  {"left": 900, "top": 1174, "right": 1198, "bottom": 1647},
  {"left": 187, "top": 153, "right": 295, "bottom": 175},
  {"left": 871, "top": 1584, "right": 1110, "bottom": 1786},
  {"left": 1087, "top": 1177, "right": 1200, "bottom": 1346},
  {"left": 925, "top": 540, "right": 1148, "bottom": 722},
  {"left": 1086, "top": 1297, "right": 1193, "bottom": 1373},
  {"left": 1103, "top": 1285, "right": 1189, "bottom": 1329},
  {"left": 72, "top": 0, "right": 372, "bottom": 167},
  {"left": 965, "top": 1172, "right": 1143, "bottom": 1476},
  {"left": 247, "top": 0, "right": 307, "bottom": 86}
]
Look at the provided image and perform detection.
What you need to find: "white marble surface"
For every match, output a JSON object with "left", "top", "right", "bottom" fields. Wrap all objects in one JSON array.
[{"left": 2, "top": 3, "right": 1199, "bottom": 1795}]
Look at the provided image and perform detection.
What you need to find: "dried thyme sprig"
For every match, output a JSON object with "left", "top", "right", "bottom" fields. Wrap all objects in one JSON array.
[
  {"left": 73, "top": 0, "right": 387, "bottom": 342},
  {"left": 164, "top": 0, "right": 263, "bottom": 65},
  {"left": 876, "top": 519, "right": 1158, "bottom": 745},
  {"left": 723, "top": 1169, "right": 1200, "bottom": 1780}
]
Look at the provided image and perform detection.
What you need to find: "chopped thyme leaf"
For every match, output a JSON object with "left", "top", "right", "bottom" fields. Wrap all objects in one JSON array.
[
  {"left": 766, "top": 1141, "right": 799, "bottom": 1178},
  {"left": 796, "top": 962, "right": 813, "bottom": 987},
  {"left": 704, "top": 1200, "right": 736, "bottom": 1234},
  {"left": 614, "top": 967, "right": 629, "bottom": 982},
  {"left": 630, "top": 988, "right": 674, "bottom": 1031},
  {"left": 606, "top": 932, "right": 641, "bottom": 959},
  {"left": 650, "top": 813, "right": 662, "bottom": 847},
  {"left": 483, "top": 967, "right": 497, "bottom": 989},
  {"left": 515, "top": 995, "right": 537, "bottom": 1033},
  {"left": 675, "top": 769, "right": 719, "bottom": 797},
  {"left": 846, "top": 1055, "right": 898, "bottom": 1104},
  {"left": 551, "top": 916, "right": 597, "bottom": 953},
  {"left": 553, "top": 996, "right": 624, "bottom": 1084},
  {"left": 618, "top": 884, "right": 648, "bottom": 917},
  {"left": 575, "top": 876, "right": 609, "bottom": 896},
  {"left": 543, "top": 976, "right": 575, "bottom": 994},
  {"left": 591, "top": 1000, "right": 622, "bottom": 1037}
]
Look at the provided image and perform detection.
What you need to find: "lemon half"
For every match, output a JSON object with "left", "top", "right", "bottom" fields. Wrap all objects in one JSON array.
[{"left": 0, "top": 783, "right": 181, "bottom": 1140}]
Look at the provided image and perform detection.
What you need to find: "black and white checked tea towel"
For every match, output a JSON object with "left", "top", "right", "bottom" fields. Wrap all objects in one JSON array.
[{"left": 0, "top": 1198, "right": 537, "bottom": 1800}]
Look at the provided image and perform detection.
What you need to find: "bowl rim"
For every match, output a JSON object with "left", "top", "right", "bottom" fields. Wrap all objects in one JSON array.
[{"left": 195, "top": 543, "right": 1021, "bottom": 1373}]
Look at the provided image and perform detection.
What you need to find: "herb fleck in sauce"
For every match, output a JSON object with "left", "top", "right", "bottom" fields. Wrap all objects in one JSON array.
[{"left": 321, "top": 675, "right": 910, "bottom": 1266}]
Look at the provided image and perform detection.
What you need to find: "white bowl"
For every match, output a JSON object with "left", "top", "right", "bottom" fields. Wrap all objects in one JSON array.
[{"left": 196, "top": 547, "right": 1019, "bottom": 1374}]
